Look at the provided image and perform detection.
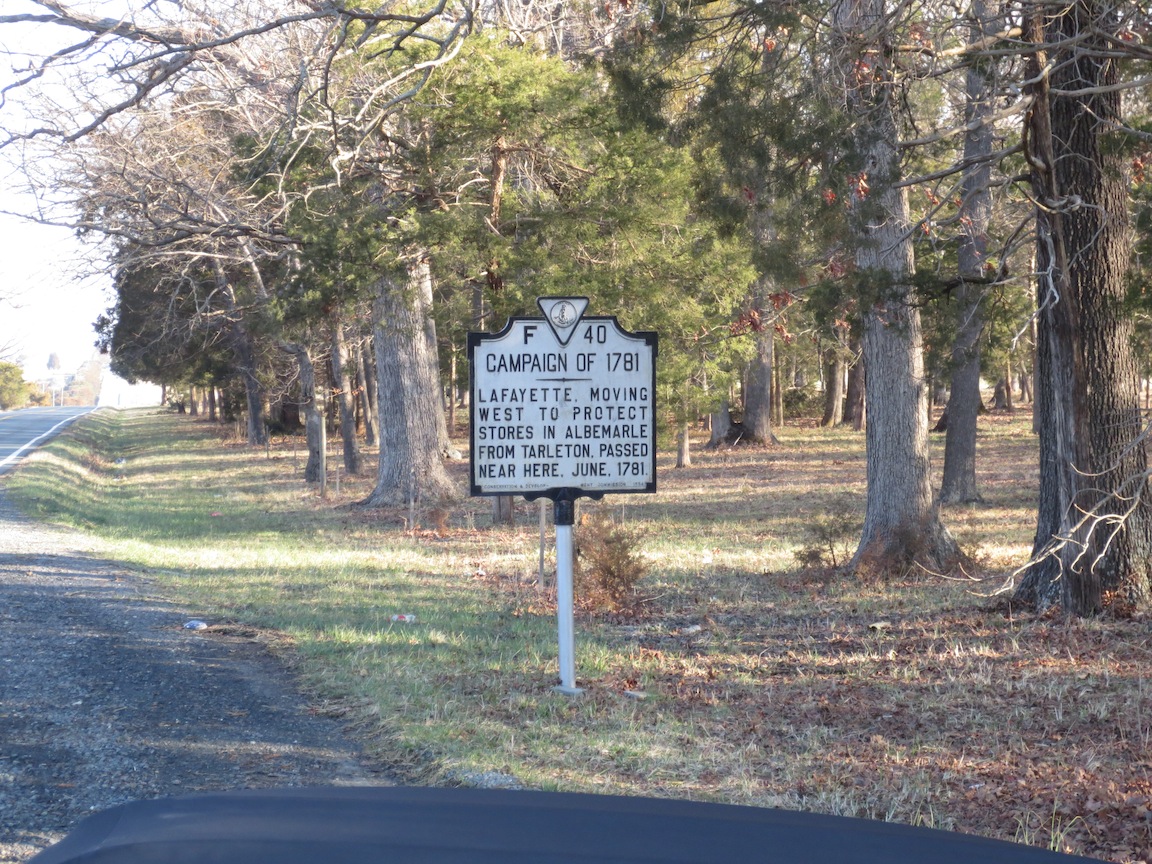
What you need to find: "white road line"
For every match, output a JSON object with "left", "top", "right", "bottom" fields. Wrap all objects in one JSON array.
[{"left": 0, "top": 410, "right": 94, "bottom": 472}]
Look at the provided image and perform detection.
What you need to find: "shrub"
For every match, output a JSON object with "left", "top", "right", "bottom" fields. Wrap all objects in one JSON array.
[
  {"left": 782, "top": 386, "right": 823, "bottom": 419},
  {"left": 574, "top": 509, "right": 649, "bottom": 614},
  {"left": 794, "top": 503, "right": 860, "bottom": 570}
]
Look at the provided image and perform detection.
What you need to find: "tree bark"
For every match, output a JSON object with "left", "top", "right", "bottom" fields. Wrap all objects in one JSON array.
[
  {"left": 743, "top": 173, "right": 779, "bottom": 445},
  {"left": 485, "top": 133, "right": 515, "bottom": 525},
  {"left": 361, "top": 257, "right": 459, "bottom": 507},
  {"left": 282, "top": 343, "right": 326, "bottom": 484},
  {"left": 940, "top": 0, "right": 995, "bottom": 506},
  {"left": 448, "top": 349, "right": 458, "bottom": 436},
  {"left": 707, "top": 401, "right": 733, "bottom": 448},
  {"left": 842, "top": 339, "right": 865, "bottom": 431},
  {"left": 771, "top": 359, "right": 784, "bottom": 427},
  {"left": 212, "top": 262, "right": 268, "bottom": 446},
  {"left": 329, "top": 313, "right": 364, "bottom": 475},
  {"left": 743, "top": 285, "right": 776, "bottom": 444},
  {"left": 676, "top": 421, "right": 692, "bottom": 468},
  {"left": 835, "top": 0, "right": 960, "bottom": 573},
  {"left": 420, "top": 268, "right": 460, "bottom": 463},
  {"left": 939, "top": 278, "right": 983, "bottom": 507},
  {"left": 1015, "top": 3, "right": 1152, "bottom": 613},
  {"left": 819, "top": 348, "right": 845, "bottom": 428},
  {"left": 357, "top": 338, "right": 380, "bottom": 447},
  {"left": 233, "top": 326, "right": 268, "bottom": 445},
  {"left": 1018, "top": 363, "right": 1033, "bottom": 403}
]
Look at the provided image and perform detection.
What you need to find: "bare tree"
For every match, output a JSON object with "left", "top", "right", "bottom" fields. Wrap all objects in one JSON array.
[
  {"left": 0, "top": 336, "right": 21, "bottom": 365},
  {"left": 1, "top": 1, "right": 473, "bottom": 150},
  {"left": 281, "top": 340, "right": 326, "bottom": 483},
  {"left": 938, "top": 0, "right": 1004, "bottom": 506},
  {"left": 329, "top": 312, "right": 363, "bottom": 476},
  {"left": 361, "top": 256, "right": 457, "bottom": 507},
  {"left": 1013, "top": 0, "right": 1152, "bottom": 614},
  {"left": 829, "top": 0, "right": 961, "bottom": 573},
  {"left": 742, "top": 281, "right": 777, "bottom": 445},
  {"left": 3, "top": 1, "right": 474, "bottom": 500}
]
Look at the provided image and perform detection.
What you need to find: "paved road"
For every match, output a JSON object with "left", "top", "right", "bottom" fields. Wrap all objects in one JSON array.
[{"left": 0, "top": 408, "right": 93, "bottom": 474}]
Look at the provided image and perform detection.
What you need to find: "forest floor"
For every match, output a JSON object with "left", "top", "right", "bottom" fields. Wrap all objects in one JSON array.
[{"left": 4, "top": 406, "right": 1151, "bottom": 863}]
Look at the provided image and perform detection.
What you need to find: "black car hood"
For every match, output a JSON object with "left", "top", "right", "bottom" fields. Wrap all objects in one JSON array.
[{"left": 29, "top": 786, "right": 1103, "bottom": 864}]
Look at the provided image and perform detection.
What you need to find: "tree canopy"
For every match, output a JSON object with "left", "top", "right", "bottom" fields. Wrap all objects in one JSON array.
[
  {"left": 4, "top": 0, "right": 1152, "bottom": 613},
  {"left": 0, "top": 361, "right": 28, "bottom": 410}
]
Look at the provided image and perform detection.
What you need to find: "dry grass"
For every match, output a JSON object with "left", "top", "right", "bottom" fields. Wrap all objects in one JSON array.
[{"left": 6, "top": 406, "right": 1150, "bottom": 862}]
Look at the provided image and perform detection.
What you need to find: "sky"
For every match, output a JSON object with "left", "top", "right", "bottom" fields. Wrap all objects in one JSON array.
[
  {"left": 0, "top": 211, "right": 161, "bottom": 408},
  {"left": 0, "top": 4, "right": 167, "bottom": 410},
  {"left": 0, "top": 3, "right": 128, "bottom": 387},
  {"left": 0, "top": 210, "right": 111, "bottom": 381}
]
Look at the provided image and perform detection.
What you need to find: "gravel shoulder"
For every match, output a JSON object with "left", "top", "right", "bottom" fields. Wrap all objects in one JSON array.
[{"left": 0, "top": 488, "right": 391, "bottom": 862}]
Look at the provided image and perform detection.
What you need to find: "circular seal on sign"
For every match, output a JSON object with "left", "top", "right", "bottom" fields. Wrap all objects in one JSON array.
[{"left": 550, "top": 300, "right": 577, "bottom": 328}]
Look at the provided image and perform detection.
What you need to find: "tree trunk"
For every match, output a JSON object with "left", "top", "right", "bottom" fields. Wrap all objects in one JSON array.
[
  {"left": 853, "top": 289, "right": 957, "bottom": 571},
  {"left": 835, "top": 0, "right": 959, "bottom": 573},
  {"left": 282, "top": 343, "right": 326, "bottom": 484},
  {"left": 842, "top": 339, "right": 865, "bottom": 431},
  {"left": 940, "top": 0, "right": 995, "bottom": 506},
  {"left": 448, "top": 349, "right": 458, "bottom": 436},
  {"left": 207, "top": 386, "right": 218, "bottom": 423},
  {"left": 744, "top": 174, "right": 779, "bottom": 445},
  {"left": 771, "top": 359, "right": 784, "bottom": 427},
  {"left": 357, "top": 339, "right": 380, "bottom": 447},
  {"left": 932, "top": 383, "right": 948, "bottom": 409},
  {"left": 214, "top": 263, "right": 267, "bottom": 446},
  {"left": 1015, "top": 4, "right": 1152, "bottom": 613},
  {"left": 707, "top": 401, "right": 733, "bottom": 448},
  {"left": 743, "top": 308, "right": 775, "bottom": 443},
  {"left": 487, "top": 133, "right": 515, "bottom": 524},
  {"left": 419, "top": 269, "right": 457, "bottom": 461},
  {"left": 1018, "top": 364, "right": 1033, "bottom": 403},
  {"left": 492, "top": 495, "right": 515, "bottom": 524},
  {"left": 329, "top": 314, "right": 364, "bottom": 475},
  {"left": 939, "top": 285, "right": 982, "bottom": 507},
  {"left": 675, "top": 421, "right": 692, "bottom": 468},
  {"left": 231, "top": 319, "right": 268, "bottom": 446},
  {"left": 235, "top": 324, "right": 268, "bottom": 446},
  {"left": 819, "top": 348, "right": 845, "bottom": 428},
  {"left": 1030, "top": 286, "right": 1042, "bottom": 434},
  {"left": 361, "top": 257, "right": 458, "bottom": 507},
  {"left": 991, "top": 377, "right": 1006, "bottom": 410}
]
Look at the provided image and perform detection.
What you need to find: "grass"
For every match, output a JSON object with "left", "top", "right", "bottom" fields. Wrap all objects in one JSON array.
[{"left": 5, "top": 406, "right": 1151, "bottom": 862}]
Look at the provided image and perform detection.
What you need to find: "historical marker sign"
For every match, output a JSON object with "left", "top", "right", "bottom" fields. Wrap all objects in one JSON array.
[{"left": 468, "top": 297, "right": 657, "bottom": 500}]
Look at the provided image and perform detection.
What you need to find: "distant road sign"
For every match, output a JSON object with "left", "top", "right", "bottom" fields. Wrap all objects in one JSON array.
[{"left": 468, "top": 298, "right": 657, "bottom": 500}]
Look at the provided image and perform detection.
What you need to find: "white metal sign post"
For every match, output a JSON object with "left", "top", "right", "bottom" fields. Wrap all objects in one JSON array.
[{"left": 468, "top": 297, "right": 657, "bottom": 693}]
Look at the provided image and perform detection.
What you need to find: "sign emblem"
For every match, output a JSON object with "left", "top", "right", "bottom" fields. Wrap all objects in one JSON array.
[
  {"left": 549, "top": 300, "right": 577, "bottom": 328},
  {"left": 536, "top": 296, "right": 589, "bottom": 346}
]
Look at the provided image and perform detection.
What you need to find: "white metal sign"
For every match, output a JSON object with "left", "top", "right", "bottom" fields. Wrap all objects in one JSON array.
[
  {"left": 468, "top": 298, "right": 657, "bottom": 694},
  {"left": 468, "top": 298, "right": 657, "bottom": 499}
]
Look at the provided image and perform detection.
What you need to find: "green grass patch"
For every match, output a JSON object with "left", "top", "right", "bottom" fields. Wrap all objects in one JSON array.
[{"left": 4, "top": 407, "right": 1148, "bottom": 862}]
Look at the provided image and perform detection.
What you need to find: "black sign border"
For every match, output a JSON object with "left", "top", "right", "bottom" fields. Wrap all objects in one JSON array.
[{"left": 467, "top": 313, "right": 658, "bottom": 503}]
